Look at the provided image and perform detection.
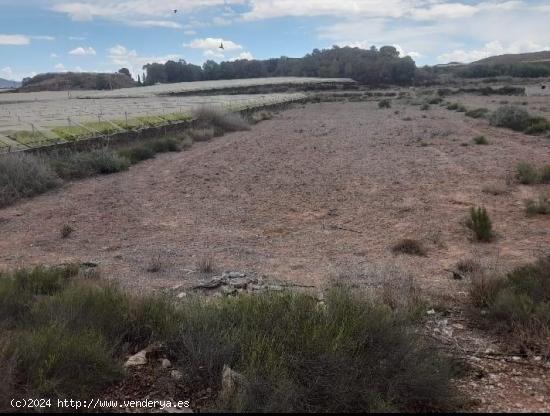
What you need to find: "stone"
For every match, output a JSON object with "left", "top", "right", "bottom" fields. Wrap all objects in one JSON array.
[
  {"left": 161, "top": 358, "right": 172, "bottom": 368},
  {"left": 221, "top": 286, "right": 237, "bottom": 296},
  {"left": 171, "top": 370, "right": 183, "bottom": 381},
  {"left": 426, "top": 309, "right": 436, "bottom": 315},
  {"left": 124, "top": 350, "right": 148, "bottom": 367},
  {"left": 223, "top": 272, "right": 246, "bottom": 279},
  {"left": 177, "top": 292, "right": 187, "bottom": 299},
  {"left": 221, "top": 365, "right": 246, "bottom": 399}
]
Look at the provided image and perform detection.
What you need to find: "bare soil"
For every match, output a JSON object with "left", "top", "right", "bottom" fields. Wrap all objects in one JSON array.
[{"left": 1, "top": 98, "right": 549, "bottom": 411}]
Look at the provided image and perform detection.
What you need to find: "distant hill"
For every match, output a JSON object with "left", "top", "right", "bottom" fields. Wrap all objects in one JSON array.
[
  {"left": 18, "top": 72, "right": 136, "bottom": 92},
  {"left": 0, "top": 77, "right": 21, "bottom": 89},
  {"left": 472, "top": 51, "right": 550, "bottom": 66}
]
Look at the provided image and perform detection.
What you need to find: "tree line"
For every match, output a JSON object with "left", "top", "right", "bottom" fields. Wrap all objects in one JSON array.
[{"left": 141, "top": 45, "right": 417, "bottom": 86}]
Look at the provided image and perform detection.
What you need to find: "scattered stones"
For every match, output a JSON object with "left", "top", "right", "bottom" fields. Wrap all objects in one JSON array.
[
  {"left": 222, "top": 271, "right": 245, "bottom": 279},
  {"left": 160, "top": 358, "right": 172, "bottom": 368},
  {"left": 228, "top": 277, "right": 249, "bottom": 289}
]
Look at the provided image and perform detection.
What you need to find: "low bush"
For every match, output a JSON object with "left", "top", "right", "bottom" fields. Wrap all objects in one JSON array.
[
  {"left": 0, "top": 264, "right": 464, "bottom": 412},
  {"left": 193, "top": 107, "right": 250, "bottom": 133},
  {"left": 473, "top": 135, "right": 489, "bottom": 145},
  {"left": 60, "top": 224, "right": 74, "bottom": 238},
  {"left": 465, "top": 108, "right": 489, "bottom": 119},
  {"left": 378, "top": 99, "right": 391, "bottom": 109},
  {"left": 489, "top": 105, "right": 530, "bottom": 131},
  {"left": 470, "top": 256, "right": 550, "bottom": 357},
  {"left": 524, "top": 117, "right": 550, "bottom": 135},
  {"left": 171, "top": 287, "right": 461, "bottom": 412},
  {"left": 188, "top": 128, "right": 215, "bottom": 142},
  {"left": 420, "top": 103, "right": 430, "bottom": 111},
  {"left": 391, "top": 239, "right": 427, "bottom": 256},
  {"left": 0, "top": 152, "right": 60, "bottom": 207},
  {"left": 466, "top": 207, "right": 493, "bottom": 242},
  {"left": 118, "top": 143, "right": 156, "bottom": 164},
  {"left": 525, "top": 193, "right": 550, "bottom": 216},
  {"left": 49, "top": 148, "right": 130, "bottom": 179},
  {"left": 150, "top": 137, "right": 181, "bottom": 153},
  {"left": 428, "top": 97, "right": 443, "bottom": 105},
  {"left": 516, "top": 162, "right": 540, "bottom": 185}
]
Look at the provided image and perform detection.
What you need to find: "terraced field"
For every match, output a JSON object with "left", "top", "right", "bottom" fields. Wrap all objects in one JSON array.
[{"left": 0, "top": 77, "right": 353, "bottom": 152}]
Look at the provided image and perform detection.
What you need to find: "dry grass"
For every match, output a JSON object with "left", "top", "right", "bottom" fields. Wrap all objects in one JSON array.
[
  {"left": 391, "top": 239, "right": 427, "bottom": 256},
  {"left": 0, "top": 152, "right": 60, "bottom": 208}
]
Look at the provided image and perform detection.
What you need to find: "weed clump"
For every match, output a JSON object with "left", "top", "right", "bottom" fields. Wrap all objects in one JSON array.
[
  {"left": 516, "top": 162, "right": 540, "bottom": 184},
  {"left": 391, "top": 239, "right": 427, "bottom": 256},
  {"left": 466, "top": 206, "right": 493, "bottom": 242},
  {"left": 193, "top": 107, "right": 250, "bottom": 133},
  {"left": 489, "top": 105, "right": 530, "bottom": 131},
  {"left": 0, "top": 153, "right": 60, "bottom": 207},
  {"left": 60, "top": 224, "right": 74, "bottom": 238},
  {"left": 378, "top": 99, "right": 391, "bottom": 109},
  {"left": 473, "top": 135, "right": 489, "bottom": 145},
  {"left": 469, "top": 256, "right": 550, "bottom": 357},
  {"left": 49, "top": 148, "right": 130, "bottom": 179},
  {"left": 465, "top": 108, "right": 489, "bottom": 119},
  {"left": 525, "top": 193, "right": 550, "bottom": 216},
  {"left": 118, "top": 143, "right": 156, "bottom": 164}
]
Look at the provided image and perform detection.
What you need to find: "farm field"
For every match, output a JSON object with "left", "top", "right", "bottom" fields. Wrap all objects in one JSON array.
[{"left": 0, "top": 78, "right": 357, "bottom": 151}]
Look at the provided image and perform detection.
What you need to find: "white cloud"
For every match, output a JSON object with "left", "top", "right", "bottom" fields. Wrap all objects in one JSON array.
[
  {"left": 235, "top": 51, "right": 254, "bottom": 60},
  {"left": 184, "top": 29, "right": 197, "bottom": 36},
  {"left": 51, "top": 0, "right": 242, "bottom": 23},
  {"left": 437, "top": 40, "right": 550, "bottom": 64},
  {"left": 128, "top": 20, "right": 183, "bottom": 29},
  {"left": 31, "top": 35, "right": 56, "bottom": 41},
  {"left": 0, "top": 67, "right": 15, "bottom": 80},
  {"left": 69, "top": 36, "right": 87, "bottom": 40},
  {"left": 69, "top": 46, "right": 97, "bottom": 56},
  {"left": 50, "top": 53, "right": 59, "bottom": 58},
  {"left": 55, "top": 63, "right": 67, "bottom": 71},
  {"left": 0, "top": 34, "right": 30, "bottom": 45},
  {"left": 107, "top": 44, "right": 180, "bottom": 77}
]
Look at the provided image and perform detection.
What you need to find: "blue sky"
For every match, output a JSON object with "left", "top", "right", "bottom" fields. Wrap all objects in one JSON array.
[{"left": 1, "top": 0, "right": 549, "bottom": 81}]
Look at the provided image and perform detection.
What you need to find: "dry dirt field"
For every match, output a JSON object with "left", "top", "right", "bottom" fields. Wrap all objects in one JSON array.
[{"left": 1, "top": 97, "right": 550, "bottom": 411}]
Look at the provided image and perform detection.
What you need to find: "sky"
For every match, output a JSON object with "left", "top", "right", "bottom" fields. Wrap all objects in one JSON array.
[{"left": 1, "top": 0, "right": 549, "bottom": 81}]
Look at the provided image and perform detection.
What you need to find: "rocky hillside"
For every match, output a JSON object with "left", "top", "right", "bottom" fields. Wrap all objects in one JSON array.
[{"left": 18, "top": 72, "right": 136, "bottom": 92}]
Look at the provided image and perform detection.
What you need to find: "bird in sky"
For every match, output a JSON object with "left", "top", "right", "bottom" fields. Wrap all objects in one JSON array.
[
  {"left": 219, "top": 42, "right": 224, "bottom": 49},
  {"left": 173, "top": 9, "right": 177, "bottom": 13}
]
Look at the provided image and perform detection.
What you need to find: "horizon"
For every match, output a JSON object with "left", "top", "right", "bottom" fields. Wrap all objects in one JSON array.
[{"left": 1, "top": 0, "right": 550, "bottom": 82}]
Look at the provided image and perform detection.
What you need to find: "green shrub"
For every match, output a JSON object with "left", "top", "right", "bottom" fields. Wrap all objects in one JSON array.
[
  {"left": 118, "top": 143, "right": 156, "bottom": 164},
  {"left": 446, "top": 102, "right": 459, "bottom": 110},
  {"left": 516, "top": 162, "right": 540, "bottom": 184},
  {"left": 150, "top": 137, "right": 181, "bottom": 153},
  {"left": 473, "top": 135, "right": 489, "bottom": 145},
  {"left": 391, "top": 239, "right": 427, "bottom": 256},
  {"left": 465, "top": 108, "right": 489, "bottom": 119},
  {"left": 471, "top": 256, "right": 550, "bottom": 356},
  {"left": 60, "top": 224, "right": 74, "bottom": 238},
  {"left": 50, "top": 148, "right": 130, "bottom": 179},
  {"left": 525, "top": 193, "right": 550, "bottom": 216},
  {"left": 8, "top": 326, "right": 121, "bottom": 400},
  {"left": 420, "top": 103, "right": 430, "bottom": 111},
  {"left": 0, "top": 153, "right": 60, "bottom": 207},
  {"left": 489, "top": 105, "right": 530, "bottom": 131},
  {"left": 378, "top": 99, "right": 391, "bottom": 109},
  {"left": 524, "top": 117, "right": 550, "bottom": 135},
  {"left": 541, "top": 166, "right": 550, "bottom": 183},
  {"left": 428, "top": 97, "right": 443, "bottom": 105},
  {"left": 170, "top": 288, "right": 461, "bottom": 412},
  {"left": 0, "top": 265, "right": 79, "bottom": 327},
  {"left": 466, "top": 206, "right": 493, "bottom": 242}
]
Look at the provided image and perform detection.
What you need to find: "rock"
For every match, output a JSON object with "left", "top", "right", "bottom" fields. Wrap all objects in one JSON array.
[
  {"left": 177, "top": 292, "right": 187, "bottom": 299},
  {"left": 229, "top": 278, "right": 248, "bottom": 289},
  {"left": 221, "top": 365, "right": 247, "bottom": 399},
  {"left": 222, "top": 272, "right": 245, "bottom": 279},
  {"left": 171, "top": 370, "right": 183, "bottom": 381},
  {"left": 193, "top": 278, "right": 223, "bottom": 290},
  {"left": 124, "top": 350, "right": 148, "bottom": 367},
  {"left": 426, "top": 309, "right": 436, "bottom": 315},
  {"left": 452, "top": 323, "right": 465, "bottom": 330},
  {"left": 161, "top": 358, "right": 172, "bottom": 368}
]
